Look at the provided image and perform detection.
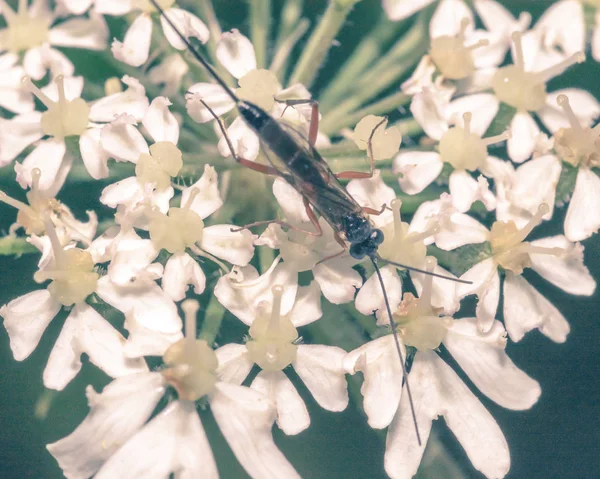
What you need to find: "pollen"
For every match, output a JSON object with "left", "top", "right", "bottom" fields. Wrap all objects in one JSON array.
[
  {"left": 429, "top": 18, "right": 489, "bottom": 80},
  {"left": 490, "top": 204, "right": 564, "bottom": 274},
  {"left": 22, "top": 76, "right": 90, "bottom": 139},
  {"left": 553, "top": 94, "right": 600, "bottom": 168},
  {"left": 377, "top": 199, "right": 432, "bottom": 269},
  {"left": 136, "top": 141, "right": 183, "bottom": 190},
  {"left": 0, "top": 169, "right": 60, "bottom": 235},
  {"left": 0, "top": 0, "right": 50, "bottom": 53},
  {"left": 393, "top": 258, "right": 452, "bottom": 351},
  {"left": 237, "top": 69, "right": 281, "bottom": 111},
  {"left": 162, "top": 299, "right": 219, "bottom": 401},
  {"left": 246, "top": 286, "right": 298, "bottom": 372},
  {"left": 353, "top": 115, "right": 402, "bottom": 161},
  {"left": 438, "top": 112, "right": 510, "bottom": 171},
  {"left": 148, "top": 188, "right": 204, "bottom": 254},
  {"left": 33, "top": 218, "right": 98, "bottom": 306},
  {"left": 491, "top": 32, "right": 585, "bottom": 112}
]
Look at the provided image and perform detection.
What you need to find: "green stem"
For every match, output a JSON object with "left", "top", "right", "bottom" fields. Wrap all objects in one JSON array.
[
  {"left": 394, "top": 117, "right": 423, "bottom": 137},
  {"left": 288, "top": 0, "right": 361, "bottom": 88},
  {"left": 199, "top": 294, "right": 227, "bottom": 345},
  {"left": 270, "top": 19, "right": 310, "bottom": 81},
  {"left": 273, "top": 0, "right": 304, "bottom": 53},
  {"left": 319, "top": 11, "right": 401, "bottom": 111},
  {"left": 0, "top": 235, "right": 38, "bottom": 255},
  {"left": 250, "top": 0, "right": 271, "bottom": 69},
  {"left": 197, "top": 0, "right": 223, "bottom": 60}
]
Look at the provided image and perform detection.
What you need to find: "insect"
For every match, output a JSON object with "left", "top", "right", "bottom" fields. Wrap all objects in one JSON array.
[{"left": 150, "top": 0, "right": 471, "bottom": 446}]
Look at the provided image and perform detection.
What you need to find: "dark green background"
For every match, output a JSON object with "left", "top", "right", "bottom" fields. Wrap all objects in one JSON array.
[{"left": 1, "top": 0, "right": 599, "bottom": 478}]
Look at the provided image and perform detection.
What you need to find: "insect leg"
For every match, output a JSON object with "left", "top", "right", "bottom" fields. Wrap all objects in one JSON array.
[
  {"left": 232, "top": 198, "right": 324, "bottom": 236},
  {"left": 276, "top": 98, "right": 319, "bottom": 146},
  {"left": 336, "top": 116, "right": 388, "bottom": 179},
  {"left": 197, "top": 97, "right": 279, "bottom": 176},
  {"left": 362, "top": 204, "right": 389, "bottom": 216}
]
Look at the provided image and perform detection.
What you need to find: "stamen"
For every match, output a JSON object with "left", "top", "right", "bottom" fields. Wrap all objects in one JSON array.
[
  {"left": 557, "top": 94, "right": 583, "bottom": 132},
  {"left": 181, "top": 299, "right": 199, "bottom": 345},
  {"left": 535, "top": 51, "right": 585, "bottom": 83},
  {"left": 391, "top": 198, "right": 403, "bottom": 238},
  {"left": 407, "top": 226, "right": 439, "bottom": 244},
  {"left": 18, "top": 0, "right": 27, "bottom": 14},
  {"left": 0, "top": 190, "right": 35, "bottom": 214},
  {"left": 458, "top": 18, "right": 470, "bottom": 41},
  {"left": 418, "top": 257, "right": 436, "bottom": 310},
  {"left": 0, "top": 0, "right": 16, "bottom": 22},
  {"left": 515, "top": 203, "right": 549, "bottom": 243},
  {"left": 482, "top": 129, "right": 511, "bottom": 146},
  {"left": 55, "top": 75, "right": 67, "bottom": 110},
  {"left": 511, "top": 32, "right": 525, "bottom": 71},
  {"left": 21, "top": 77, "right": 53, "bottom": 108},
  {"left": 463, "top": 112, "right": 472, "bottom": 137},
  {"left": 268, "top": 286, "right": 284, "bottom": 333},
  {"left": 466, "top": 38, "right": 490, "bottom": 51},
  {"left": 183, "top": 187, "right": 200, "bottom": 210},
  {"left": 42, "top": 217, "right": 64, "bottom": 264}
]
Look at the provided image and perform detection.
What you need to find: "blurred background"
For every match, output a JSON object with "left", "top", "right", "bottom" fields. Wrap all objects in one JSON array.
[{"left": 0, "top": 0, "right": 599, "bottom": 477}]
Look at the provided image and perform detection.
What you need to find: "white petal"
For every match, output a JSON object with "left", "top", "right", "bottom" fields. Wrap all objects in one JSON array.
[
  {"left": 430, "top": 0, "right": 474, "bottom": 38},
  {"left": 215, "top": 343, "right": 254, "bottom": 384},
  {"left": 313, "top": 256, "right": 362, "bottom": 304},
  {"left": 539, "top": 89, "right": 600, "bottom": 133},
  {"left": 216, "top": 29, "right": 256, "bottom": 79},
  {"left": 593, "top": 21, "right": 600, "bottom": 62},
  {"left": 47, "top": 372, "right": 166, "bottom": 479},
  {"left": 186, "top": 83, "right": 236, "bottom": 123},
  {"left": 382, "top": 0, "right": 436, "bottom": 21},
  {"left": 111, "top": 14, "right": 152, "bottom": 67},
  {"left": 503, "top": 273, "right": 570, "bottom": 343},
  {"left": 162, "top": 252, "right": 206, "bottom": 302},
  {"left": 43, "top": 304, "right": 148, "bottom": 390},
  {"left": 201, "top": 224, "right": 256, "bottom": 266},
  {"left": 444, "top": 317, "right": 541, "bottom": 409},
  {"left": 564, "top": 168, "right": 600, "bottom": 242},
  {"left": 96, "top": 276, "right": 181, "bottom": 334},
  {"left": 123, "top": 312, "right": 183, "bottom": 358},
  {"left": 510, "top": 154, "right": 561, "bottom": 218},
  {"left": 294, "top": 344, "right": 349, "bottom": 412},
  {"left": 446, "top": 93, "right": 499, "bottom": 136},
  {"left": 23, "top": 45, "right": 75, "bottom": 80},
  {"left": 475, "top": 0, "right": 529, "bottom": 34},
  {"left": 386, "top": 351, "right": 510, "bottom": 479},
  {"left": 217, "top": 116, "right": 260, "bottom": 160},
  {"left": 272, "top": 177, "right": 310, "bottom": 223},
  {"left": 142, "top": 96, "right": 179, "bottom": 144},
  {"left": 507, "top": 112, "right": 539, "bottom": 163},
  {"left": 412, "top": 264, "right": 461, "bottom": 316},
  {"left": 79, "top": 128, "right": 109, "bottom": 180},
  {"left": 410, "top": 91, "right": 449, "bottom": 140},
  {"left": 529, "top": 235, "right": 596, "bottom": 296},
  {"left": 95, "top": 400, "right": 217, "bottom": 479},
  {"left": 287, "top": 281, "right": 323, "bottom": 327},
  {"left": 181, "top": 164, "right": 223, "bottom": 220},
  {"left": 535, "top": 0, "right": 584, "bottom": 57},
  {"left": 0, "top": 289, "right": 60, "bottom": 361},
  {"left": 251, "top": 370, "right": 310, "bottom": 435},
  {"left": 457, "top": 259, "right": 500, "bottom": 333},
  {"left": 210, "top": 382, "right": 301, "bottom": 479},
  {"left": 160, "top": 8, "right": 209, "bottom": 50},
  {"left": 214, "top": 263, "right": 298, "bottom": 325},
  {"left": 355, "top": 266, "right": 401, "bottom": 323},
  {"left": 393, "top": 151, "right": 443, "bottom": 195},
  {"left": 100, "top": 114, "right": 148, "bottom": 163},
  {"left": 448, "top": 170, "right": 480, "bottom": 213},
  {"left": 343, "top": 335, "right": 403, "bottom": 429},
  {"left": 49, "top": 13, "right": 108, "bottom": 50},
  {"left": 95, "top": 0, "right": 132, "bottom": 15},
  {"left": 16, "top": 138, "right": 69, "bottom": 195},
  {"left": 346, "top": 170, "right": 395, "bottom": 227},
  {"left": 89, "top": 76, "right": 149, "bottom": 123}
]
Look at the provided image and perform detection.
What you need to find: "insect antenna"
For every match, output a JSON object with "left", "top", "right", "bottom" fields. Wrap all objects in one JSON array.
[
  {"left": 148, "top": 0, "right": 239, "bottom": 104},
  {"left": 377, "top": 256, "right": 472, "bottom": 285},
  {"left": 370, "top": 255, "right": 422, "bottom": 446}
]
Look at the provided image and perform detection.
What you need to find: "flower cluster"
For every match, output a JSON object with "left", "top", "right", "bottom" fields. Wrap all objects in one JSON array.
[{"left": 0, "top": 0, "right": 598, "bottom": 478}]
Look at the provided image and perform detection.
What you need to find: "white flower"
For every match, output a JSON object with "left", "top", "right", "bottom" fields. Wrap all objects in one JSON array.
[
  {"left": 394, "top": 91, "right": 508, "bottom": 212},
  {"left": 101, "top": 0, "right": 209, "bottom": 67},
  {"left": 0, "top": 53, "right": 34, "bottom": 113},
  {"left": 345, "top": 269, "right": 537, "bottom": 479},
  {"left": 0, "top": 1, "right": 107, "bottom": 80},
  {"left": 216, "top": 282, "right": 348, "bottom": 435},
  {"left": 2, "top": 75, "right": 148, "bottom": 195}
]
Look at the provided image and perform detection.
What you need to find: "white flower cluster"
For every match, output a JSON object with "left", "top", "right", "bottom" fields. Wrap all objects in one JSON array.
[{"left": 0, "top": 0, "right": 598, "bottom": 478}]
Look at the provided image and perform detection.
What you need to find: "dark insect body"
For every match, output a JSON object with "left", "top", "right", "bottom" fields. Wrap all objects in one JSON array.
[{"left": 149, "top": 0, "right": 470, "bottom": 446}]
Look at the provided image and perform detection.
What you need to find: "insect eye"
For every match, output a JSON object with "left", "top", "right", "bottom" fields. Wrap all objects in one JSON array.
[
  {"left": 349, "top": 242, "right": 367, "bottom": 259},
  {"left": 371, "top": 229, "right": 384, "bottom": 245}
]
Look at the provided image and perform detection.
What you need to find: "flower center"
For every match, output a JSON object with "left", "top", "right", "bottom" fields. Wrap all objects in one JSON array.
[
  {"left": 353, "top": 115, "right": 402, "bottom": 161},
  {"left": 393, "top": 258, "right": 452, "bottom": 350},
  {"left": 490, "top": 204, "right": 563, "bottom": 274},
  {"left": 136, "top": 142, "right": 183, "bottom": 190},
  {"left": 553, "top": 94, "right": 600, "bottom": 168},
  {"left": 133, "top": 0, "right": 175, "bottom": 13},
  {"left": 0, "top": 0, "right": 50, "bottom": 53},
  {"left": 246, "top": 286, "right": 298, "bottom": 372},
  {"left": 429, "top": 18, "right": 489, "bottom": 80},
  {"left": 491, "top": 32, "right": 584, "bottom": 112},
  {"left": 438, "top": 112, "right": 510, "bottom": 171},
  {"left": 33, "top": 217, "right": 98, "bottom": 306},
  {"left": 0, "top": 169, "right": 60, "bottom": 235},
  {"left": 148, "top": 189, "right": 204, "bottom": 254},
  {"left": 162, "top": 300, "right": 219, "bottom": 401},
  {"left": 23, "top": 76, "right": 90, "bottom": 139},
  {"left": 237, "top": 69, "right": 281, "bottom": 111},
  {"left": 377, "top": 199, "right": 433, "bottom": 269}
]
